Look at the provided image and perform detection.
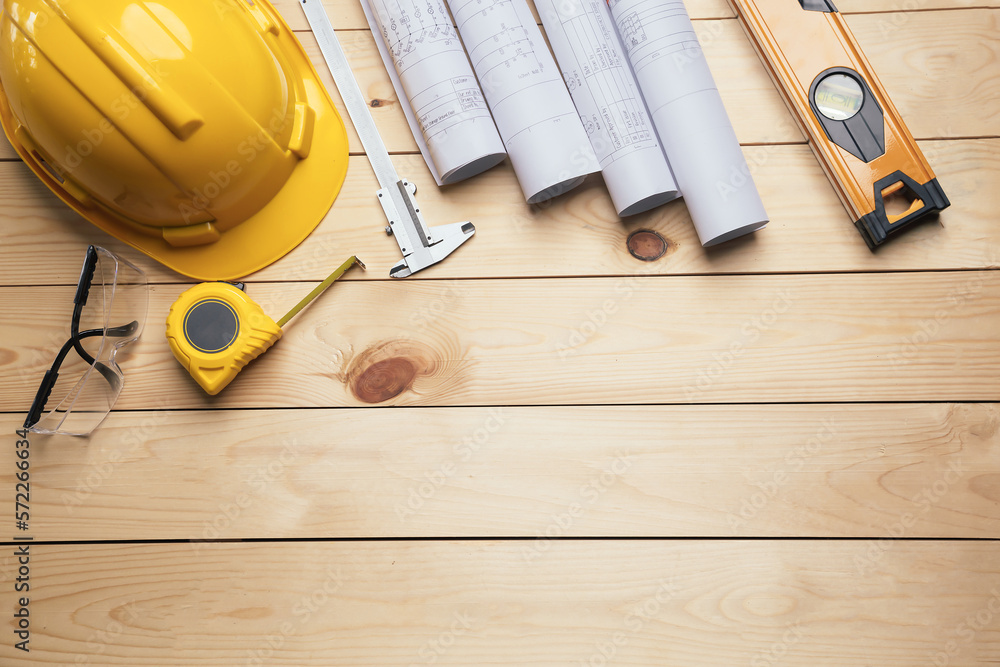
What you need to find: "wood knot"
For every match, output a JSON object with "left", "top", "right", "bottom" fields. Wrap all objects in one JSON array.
[
  {"left": 347, "top": 341, "right": 437, "bottom": 404},
  {"left": 627, "top": 229, "right": 669, "bottom": 261},
  {"left": 370, "top": 98, "right": 393, "bottom": 108}
]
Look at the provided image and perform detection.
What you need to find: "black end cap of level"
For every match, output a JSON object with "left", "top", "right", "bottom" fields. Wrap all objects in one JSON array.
[
  {"left": 799, "top": 0, "right": 838, "bottom": 11},
  {"left": 856, "top": 175, "right": 950, "bottom": 250}
]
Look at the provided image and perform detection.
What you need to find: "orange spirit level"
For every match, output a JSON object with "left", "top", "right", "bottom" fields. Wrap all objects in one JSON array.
[{"left": 729, "top": 0, "right": 949, "bottom": 248}]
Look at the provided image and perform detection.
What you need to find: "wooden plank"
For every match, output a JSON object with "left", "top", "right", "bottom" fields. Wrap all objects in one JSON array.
[
  {"left": 0, "top": 540, "right": 997, "bottom": 664},
  {"left": 3, "top": 404, "right": 996, "bottom": 541},
  {"left": 849, "top": 9, "right": 1000, "bottom": 139},
  {"left": 2, "top": 272, "right": 998, "bottom": 409},
  {"left": 0, "top": 138, "right": 996, "bottom": 285},
  {"left": 704, "top": 9, "right": 1000, "bottom": 143},
  {"left": 270, "top": 0, "right": 998, "bottom": 31},
  {"left": 272, "top": 0, "right": 735, "bottom": 31},
  {"left": 838, "top": 0, "right": 1000, "bottom": 13},
  {"left": 292, "top": 11, "right": 1000, "bottom": 145},
  {"left": 2, "top": 9, "right": 992, "bottom": 166}
]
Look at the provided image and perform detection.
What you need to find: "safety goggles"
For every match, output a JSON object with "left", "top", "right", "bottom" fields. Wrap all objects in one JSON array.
[{"left": 24, "top": 246, "right": 148, "bottom": 436}]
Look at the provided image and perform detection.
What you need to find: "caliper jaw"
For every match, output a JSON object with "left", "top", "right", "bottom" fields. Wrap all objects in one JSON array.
[{"left": 379, "top": 179, "right": 476, "bottom": 279}]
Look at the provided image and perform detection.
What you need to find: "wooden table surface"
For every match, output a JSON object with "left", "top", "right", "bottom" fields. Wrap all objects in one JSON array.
[{"left": 2, "top": 0, "right": 999, "bottom": 664}]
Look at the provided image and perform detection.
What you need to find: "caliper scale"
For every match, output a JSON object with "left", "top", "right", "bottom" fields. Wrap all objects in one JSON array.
[{"left": 299, "top": 0, "right": 475, "bottom": 277}]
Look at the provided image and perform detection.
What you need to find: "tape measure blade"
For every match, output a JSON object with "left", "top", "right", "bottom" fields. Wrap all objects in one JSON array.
[
  {"left": 299, "top": 0, "right": 400, "bottom": 190},
  {"left": 277, "top": 256, "right": 361, "bottom": 327}
]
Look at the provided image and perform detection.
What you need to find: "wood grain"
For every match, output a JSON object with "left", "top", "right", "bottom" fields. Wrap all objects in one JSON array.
[
  {"left": 0, "top": 10, "right": 991, "bottom": 163},
  {"left": 0, "top": 3, "right": 995, "bottom": 666},
  {"left": 2, "top": 405, "right": 996, "bottom": 541},
  {"left": 850, "top": 8, "right": 1000, "bottom": 139},
  {"left": 299, "top": 10, "right": 1000, "bottom": 144},
  {"left": 269, "top": 0, "right": 1000, "bottom": 31},
  {"left": 0, "top": 132, "right": 13, "bottom": 161},
  {"left": 0, "top": 138, "right": 997, "bottom": 285},
  {"left": 842, "top": 0, "right": 1000, "bottom": 10},
  {"left": 0, "top": 541, "right": 997, "bottom": 665},
  {"left": 2, "top": 272, "right": 997, "bottom": 410},
  {"left": 272, "top": 0, "right": 737, "bottom": 30},
  {"left": 334, "top": 9, "right": 1000, "bottom": 143}
]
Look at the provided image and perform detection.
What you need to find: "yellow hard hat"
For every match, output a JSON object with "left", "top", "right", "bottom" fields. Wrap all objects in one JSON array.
[{"left": 0, "top": 0, "right": 348, "bottom": 281}]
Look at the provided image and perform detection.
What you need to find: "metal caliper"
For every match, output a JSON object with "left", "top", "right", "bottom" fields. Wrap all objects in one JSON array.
[{"left": 299, "top": 0, "right": 475, "bottom": 278}]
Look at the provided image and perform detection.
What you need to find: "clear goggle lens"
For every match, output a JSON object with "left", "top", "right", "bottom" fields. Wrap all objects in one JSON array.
[{"left": 26, "top": 246, "right": 147, "bottom": 436}]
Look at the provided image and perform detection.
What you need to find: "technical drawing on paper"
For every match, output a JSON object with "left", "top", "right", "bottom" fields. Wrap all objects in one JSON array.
[
  {"left": 607, "top": 0, "right": 703, "bottom": 94},
  {"left": 606, "top": 0, "right": 768, "bottom": 244},
  {"left": 376, "top": 0, "right": 456, "bottom": 65},
  {"left": 536, "top": 0, "right": 677, "bottom": 215},
  {"left": 365, "top": 0, "right": 506, "bottom": 184},
  {"left": 553, "top": 0, "right": 655, "bottom": 157},
  {"left": 615, "top": 9, "right": 647, "bottom": 49},
  {"left": 446, "top": 0, "right": 599, "bottom": 202}
]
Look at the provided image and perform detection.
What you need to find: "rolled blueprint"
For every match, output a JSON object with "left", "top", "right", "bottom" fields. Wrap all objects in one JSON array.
[
  {"left": 536, "top": 0, "right": 680, "bottom": 216},
  {"left": 608, "top": 0, "right": 768, "bottom": 245},
  {"left": 363, "top": 0, "right": 507, "bottom": 185},
  {"left": 446, "top": 0, "right": 601, "bottom": 203}
]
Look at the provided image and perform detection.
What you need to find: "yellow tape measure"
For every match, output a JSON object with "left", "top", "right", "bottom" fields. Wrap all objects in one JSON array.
[{"left": 166, "top": 256, "right": 364, "bottom": 395}]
